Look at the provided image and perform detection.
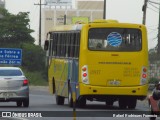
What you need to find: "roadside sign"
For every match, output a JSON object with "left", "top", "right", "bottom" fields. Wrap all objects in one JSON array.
[{"left": 0, "top": 48, "right": 22, "bottom": 65}]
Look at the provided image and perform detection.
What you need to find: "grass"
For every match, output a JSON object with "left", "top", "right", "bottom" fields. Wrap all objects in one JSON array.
[{"left": 22, "top": 69, "right": 48, "bottom": 86}]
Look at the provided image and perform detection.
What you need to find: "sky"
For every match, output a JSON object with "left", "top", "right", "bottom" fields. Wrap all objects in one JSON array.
[{"left": 5, "top": 0, "right": 160, "bottom": 49}]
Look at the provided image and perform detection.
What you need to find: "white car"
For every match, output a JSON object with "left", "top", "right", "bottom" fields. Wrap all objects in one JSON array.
[{"left": 0, "top": 67, "right": 29, "bottom": 107}]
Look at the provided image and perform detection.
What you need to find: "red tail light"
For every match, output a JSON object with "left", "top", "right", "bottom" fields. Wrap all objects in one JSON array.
[
  {"left": 83, "top": 73, "right": 87, "bottom": 77},
  {"left": 23, "top": 79, "right": 28, "bottom": 86},
  {"left": 142, "top": 74, "right": 147, "bottom": 78}
]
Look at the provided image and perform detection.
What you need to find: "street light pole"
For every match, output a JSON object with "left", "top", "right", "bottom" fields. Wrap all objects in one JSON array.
[{"left": 103, "top": 0, "right": 106, "bottom": 19}]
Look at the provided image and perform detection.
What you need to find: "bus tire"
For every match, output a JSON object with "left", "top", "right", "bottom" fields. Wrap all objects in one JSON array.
[
  {"left": 68, "top": 90, "right": 73, "bottom": 107},
  {"left": 56, "top": 95, "right": 65, "bottom": 105},
  {"left": 77, "top": 96, "right": 86, "bottom": 108},
  {"left": 127, "top": 99, "right": 137, "bottom": 109},
  {"left": 118, "top": 98, "right": 127, "bottom": 109},
  {"left": 106, "top": 100, "right": 114, "bottom": 106},
  {"left": 52, "top": 78, "right": 55, "bottom": 94}
]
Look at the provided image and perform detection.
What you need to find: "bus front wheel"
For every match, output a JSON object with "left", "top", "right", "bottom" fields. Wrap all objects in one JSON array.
[
  {"left": 56, "top": 95, "right": 65, "bottom": 105},
  {"left": 68, "top": 90, "right": 73, "bottom": 107}
]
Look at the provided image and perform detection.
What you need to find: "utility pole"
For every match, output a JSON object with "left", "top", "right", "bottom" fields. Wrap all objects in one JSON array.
[
  {"left": 34, "top": 0, "right": 46, "bottom": 46},
  {"left": 142, "top": 0, "right": 148, "bottom": 25},
  {"left": 103, "top": 0, "right": 106, "bottom": 19},
  {"left": 157, "top": 4, "right": 160, "bottom": 54}
]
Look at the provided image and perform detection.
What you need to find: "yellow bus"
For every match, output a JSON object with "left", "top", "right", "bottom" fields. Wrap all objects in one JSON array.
[{"left": 44, "top": 19, "right": 148, "bottom": 109}]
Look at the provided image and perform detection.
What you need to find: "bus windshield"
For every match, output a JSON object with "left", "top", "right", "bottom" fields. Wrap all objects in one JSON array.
[{"left": 88, "top": 28, "right": 142, "bottom": 51}]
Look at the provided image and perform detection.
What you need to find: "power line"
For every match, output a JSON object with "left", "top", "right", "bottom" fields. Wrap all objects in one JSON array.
[
  {"left": 148, "top": 0, "right": 160, "bottom": 5},
  {"left": 148, "top": 2, "right": 159, "bottom": 10},
  {"left": 147, "top": 6, "right": 159, "bottom": 13}
]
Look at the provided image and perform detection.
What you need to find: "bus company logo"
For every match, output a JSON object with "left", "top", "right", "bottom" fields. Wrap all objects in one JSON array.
[{"left": 107, "top": 32, "right": 122, "bottom": 47}]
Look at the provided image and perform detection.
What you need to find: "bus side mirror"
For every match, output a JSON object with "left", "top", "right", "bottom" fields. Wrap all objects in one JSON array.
[{"left": 44, "top": 40, "right": 49, "bottom": 50}]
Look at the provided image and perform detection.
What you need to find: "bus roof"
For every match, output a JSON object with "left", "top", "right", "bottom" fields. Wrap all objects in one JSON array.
[
  {"left": 49, "top": 24, "right": 83, "bottom": 32},
  {"left": 48, "top": 19, "right": 144, "bottom": 32}
]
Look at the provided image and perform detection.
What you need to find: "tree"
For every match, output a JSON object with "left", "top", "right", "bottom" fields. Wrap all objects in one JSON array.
[
  {"left": 0, "top": 8, "right": 34, "bottom": 47},
  {"left": 21, "top": 43, "right": 46, "bottom": 71}
]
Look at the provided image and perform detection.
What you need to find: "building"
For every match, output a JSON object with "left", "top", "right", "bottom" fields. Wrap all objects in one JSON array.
[
  {"left": 0, "top": 0, "right": 5, "bottom": 8},
  {"left": 41, "top": 0, "right": 104, "bottom": 46}
]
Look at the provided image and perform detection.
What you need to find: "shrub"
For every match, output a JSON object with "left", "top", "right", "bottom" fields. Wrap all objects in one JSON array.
[{"left": 149, "top": 77, "right": 160, "bottom": 84}]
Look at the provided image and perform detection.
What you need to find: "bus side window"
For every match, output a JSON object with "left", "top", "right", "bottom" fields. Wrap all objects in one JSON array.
[
  {"left": 77, "top": 33, "right": 80, "bottom": 57},
  {"left": 56, "top": 33, "right": 61, "bottom": 57},
  {"left": 74, "top": 32, "right": 80, "bottom": 58},
  {"left": 65, "top": 33, "right": 69, "bottom": 57},
  {"left": 70, "top": 33, "right": 74, "bottom": 57},
  {"left": 49, "top": 40, "right": 53, "bottom": 56},
  {"left": 68, "top": 33, "right": 71, "bottom": 57},
  {"left": 52, "top": 33, "right": 58, "bottom": 56},
  {"left": 62, "top": 33, "right": 66, "bottom": 57}
]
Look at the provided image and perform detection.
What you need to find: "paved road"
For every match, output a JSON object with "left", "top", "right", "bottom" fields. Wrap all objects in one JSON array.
[{"left": 0, "top": 86, "right": 158, "bottom": 120}]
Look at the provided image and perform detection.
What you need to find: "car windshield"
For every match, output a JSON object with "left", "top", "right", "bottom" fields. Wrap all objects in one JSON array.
[{"left": 0, "top": 70, "right": 23, "bottom": 76}]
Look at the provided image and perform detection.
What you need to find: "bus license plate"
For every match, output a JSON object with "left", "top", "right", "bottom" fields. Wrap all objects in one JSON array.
[
  {"left": 3, "top": 93, "right": 13, "bottom": 98},
  {"left": 108, "top": 80, "right": 120, "bottom": 86}
]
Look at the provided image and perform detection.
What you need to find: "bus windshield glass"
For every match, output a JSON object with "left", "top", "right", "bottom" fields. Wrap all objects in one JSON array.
[{"left": 88, "top": 28, "right": 142, "bottom": 51}]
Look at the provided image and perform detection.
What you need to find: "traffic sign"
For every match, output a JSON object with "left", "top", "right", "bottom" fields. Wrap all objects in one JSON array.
[{"left": 0, "top": 48, "right": 22, "bottom": 65}]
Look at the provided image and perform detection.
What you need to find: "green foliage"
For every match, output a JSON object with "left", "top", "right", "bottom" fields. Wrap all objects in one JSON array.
[
  {"left": 22, "top": 68, "right": 48, "bottom": 86},
  {"left": 21, "top": 43, "right": 46, "bottom": 72},
  {"left": 0, "top": 8, "right": 48, "bottom": 86},
  {"left": 149, "top": 52, "right": 157, "bottom": 63},
  {"left": 149, "top": 77, "right": 159, "bottom": 84},
  {"left": 0, "top": 8, "right": 34, "bottom": 47}
]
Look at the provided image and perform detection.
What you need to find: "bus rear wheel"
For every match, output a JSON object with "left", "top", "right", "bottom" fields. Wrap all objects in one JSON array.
[
  {"left": 127, "top": 98, "right": 137, "bottom": 109},
  {"left": 106, "top": 100, "right": 114, "bottom": 106},
  {"left": 56, "top": 95, "right": 65, "bottom": 105},
  {"left": 77, "top": 96, "right": 86, "bottom": 108},
  {"left": 118, "top": 98, "right": 127, "bottom": 109}
]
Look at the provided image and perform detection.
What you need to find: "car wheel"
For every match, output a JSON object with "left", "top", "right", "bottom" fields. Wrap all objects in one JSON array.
[
  {"left": 16, "top": 101, "right": 22, "bottom": 107},
  {"left": 23, "top": 98, "right": 29, "bottom": 107}
]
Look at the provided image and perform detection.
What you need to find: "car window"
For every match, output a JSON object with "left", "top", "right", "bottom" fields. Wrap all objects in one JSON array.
[{"left": 0, "top": 70, "right": 23, "bottom": 76}]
